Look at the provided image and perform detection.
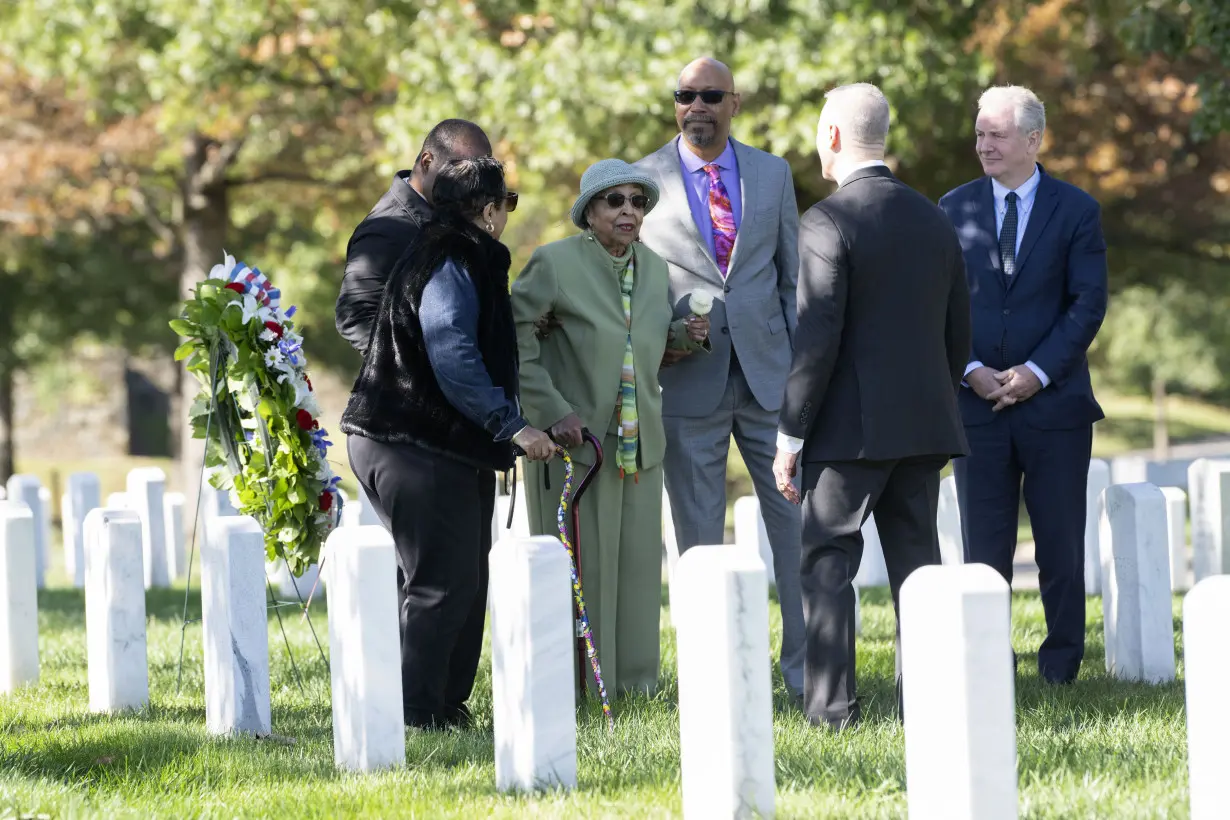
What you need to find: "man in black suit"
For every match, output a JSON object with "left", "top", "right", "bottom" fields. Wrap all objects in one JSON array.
[
  {"left": 940, "top": 85, "right": 1108, "bottom": 685},
  {"left": 335, "top": 119, "right": 492, "bottom": 355},
  {"left": 772, "top": 83, "right": 971, "bottom": 731}
]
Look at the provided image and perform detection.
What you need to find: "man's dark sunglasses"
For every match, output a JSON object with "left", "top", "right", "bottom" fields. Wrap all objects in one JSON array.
[
  {"left": 600, "top": 192, "right": 650, "bottom": 210},
  {"left": 504, "top": 191, "right": 519, "bottom": 212},
  {"left": 674, "top": 89, "right": 733, "bottom": 105}
]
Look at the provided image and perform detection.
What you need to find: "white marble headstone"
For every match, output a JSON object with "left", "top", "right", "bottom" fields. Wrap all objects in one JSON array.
[
  {"left": 84, "top": 508, "right": 149, "bottom": 712},
  {"left": 854, "top": 514, "right": 889, "bottom": 587},
  {"left": 902, "top": 564, "right": 1017, "bottom": 819},
  {"left": 1099, "top": 483, "right": 1176, "bottom": 683},
  {"left": 0, "top": 501, "right": 39, "bottom": 693},
  {"left": 937, "top": 475, "right": 964, "bottom": 566},
  {"left": 266, "top": 558, "right": 322, "bottom": 603},
  {"left": 127, "top": 467, "right": 170, "bottom": 589},
  {"left": 490, "top": 536, "right": 576, "bottom": 792},
  {"left": 163, "top": 492, "right": 186, "bottom": 580},
  {"left": 106, "top": 492, "right": 130, "bottom": 509},
  {"left": 676, "top": 544, "right": 775, "bottom": 819},
  {"left": 5, "top": 475, "right": 45, "bottom": 589},
  {"left": 64, "top": 472, "right": 101, "bottom": 588},
  {"left": 37, "top": 487, "right": 51, "bottom": 577},
  {"left": 202, "top": 516, "right": 271, "bottom": 736},
  {"left": 1183, "top": 576, "right": 1230, "bottom": 820},
  {"left": 327, "top": 526, "right": 404, "bottom": 771},
  {"left": 1161, "top": 486, "right": 1189, "bottom": 592},
  {"left": 495, "top": 482, "right": 531, "bottom": 540},
  {"left": 734, "top": 496, "right": 775, "bottom": 587},
  {"left": 1188, "top": 459, "right": 1230, "bottom": 582},
  {"left": 663, "top": 488, "right": 682, "bottom": 627},
  {"left": 1084, "top": 458, "right": 1111, "bottom": 596}
]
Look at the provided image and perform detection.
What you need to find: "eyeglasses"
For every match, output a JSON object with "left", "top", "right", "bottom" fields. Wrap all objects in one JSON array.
[
  {"left": 504, "top": 191, "right": 518, "bottom": 212},
  {"left": 674, "top": 89, "right": 733, "bottom": 106},
  {"left": 598, "top": 192, "right": 650, "bottom": 210}
]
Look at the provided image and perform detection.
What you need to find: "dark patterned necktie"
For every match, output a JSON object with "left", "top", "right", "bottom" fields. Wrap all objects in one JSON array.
[{"left": 999, "top": 191, "right": 1019, "bottom": 277}]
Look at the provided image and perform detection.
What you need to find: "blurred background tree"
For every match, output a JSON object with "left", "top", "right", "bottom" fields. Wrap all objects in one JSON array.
[{"left": 0, "top": 0, "right": 1227, "bottom": 486}]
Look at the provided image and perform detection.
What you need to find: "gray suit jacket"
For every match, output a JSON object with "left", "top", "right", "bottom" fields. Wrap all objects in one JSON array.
[{"left": 635, "top": 137, "right": 800, "bottom": 417}]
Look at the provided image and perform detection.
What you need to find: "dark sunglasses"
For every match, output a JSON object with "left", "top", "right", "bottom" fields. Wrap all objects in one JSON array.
[
  {"left": 674, "top": 89, "right": 733, "bottom": 106},
  {"left": 503, "top": 191, "right": 518, "bottom": 212},
  {"left": 598, "top": 192, "right": 650, "bottom": 210}
]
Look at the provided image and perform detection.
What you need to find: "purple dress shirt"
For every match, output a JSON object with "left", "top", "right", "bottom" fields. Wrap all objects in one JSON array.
[{"left": 677, "top": 138, "right": 742, "bottom": 262}]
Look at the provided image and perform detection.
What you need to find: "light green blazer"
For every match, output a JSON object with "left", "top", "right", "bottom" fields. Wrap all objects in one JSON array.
[{"left": 511, "top": 233, "right": 701, "bottom": 469}]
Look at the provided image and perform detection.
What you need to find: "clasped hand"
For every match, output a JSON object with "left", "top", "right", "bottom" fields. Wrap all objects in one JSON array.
[{"left": 968, "top": 365, "right": 1042, "bottom": 412}]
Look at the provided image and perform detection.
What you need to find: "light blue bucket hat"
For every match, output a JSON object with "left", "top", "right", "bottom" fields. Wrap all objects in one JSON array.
[{"left": 570, "top": 159, "right": 661, "bottom": 229}]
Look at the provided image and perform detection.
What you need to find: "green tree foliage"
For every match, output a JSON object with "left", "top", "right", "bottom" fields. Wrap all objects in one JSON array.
[{"left": 1123, "top": 0, "right": 1230, "bottom": 138}]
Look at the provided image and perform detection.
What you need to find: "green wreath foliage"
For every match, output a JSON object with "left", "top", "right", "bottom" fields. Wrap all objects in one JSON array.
[{"left": 170, "top": 254, "right": 341, "bottom": 575}]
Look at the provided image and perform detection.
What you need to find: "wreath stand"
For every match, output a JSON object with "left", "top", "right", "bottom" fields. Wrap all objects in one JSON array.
[{"left": 174, "top": 339, "right": 330, "bottom": 695}]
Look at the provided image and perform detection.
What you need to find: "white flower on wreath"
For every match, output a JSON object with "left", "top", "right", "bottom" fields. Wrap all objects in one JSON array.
[
  {"left": 264, "top": 347, "right": 285, "bottom": 368},
  {"left": 258, "top": 328, "right": 278, "bottom": 344},
  {"left": 208, "top": 253, "right": 237, "bottom": 281},
  {"left": 225, "top": 292, "right": 270, "bottom": 326}
]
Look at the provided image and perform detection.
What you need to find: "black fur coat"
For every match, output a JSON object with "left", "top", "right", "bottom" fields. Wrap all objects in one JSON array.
[{"left": 340, "top": 216, "right": 519, "bottom": 472}]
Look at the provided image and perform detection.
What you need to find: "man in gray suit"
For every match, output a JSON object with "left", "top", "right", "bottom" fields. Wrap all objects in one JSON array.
[{"left": 635, "top": 57, "right": 805, "bottom": 699}]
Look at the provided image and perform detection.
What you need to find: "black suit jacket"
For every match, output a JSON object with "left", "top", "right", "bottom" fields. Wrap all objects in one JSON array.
[
  {"left": 779, "top": 165, "right": 971, "bottom": 462},
  {"left": 939, "top": 166, "right": 1107, "bottom": 430},
  {"left": 335, "top": 171, "right": 433, "bottom": 356}
]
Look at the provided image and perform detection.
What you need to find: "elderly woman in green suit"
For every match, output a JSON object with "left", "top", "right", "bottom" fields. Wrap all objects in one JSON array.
[{"left": 511, "top": 159, "right": 710, "bottom": 695}]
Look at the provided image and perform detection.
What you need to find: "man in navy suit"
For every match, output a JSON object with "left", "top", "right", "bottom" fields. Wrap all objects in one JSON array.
[{"left": 940, "top": 85, "right": 1108, "bottom": 684}]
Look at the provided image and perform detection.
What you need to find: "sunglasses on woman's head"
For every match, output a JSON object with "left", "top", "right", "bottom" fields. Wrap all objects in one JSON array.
[
  {"left": 600, "top": 192, "right": 650, "bottom": 210},
  {"left": 674, "top": 89, "right": 733, "bottom": 105}
]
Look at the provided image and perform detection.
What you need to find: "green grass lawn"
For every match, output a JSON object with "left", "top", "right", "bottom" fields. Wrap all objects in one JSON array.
[{"left": 0, "top": 583, "right": 1189, "bottom": 819}]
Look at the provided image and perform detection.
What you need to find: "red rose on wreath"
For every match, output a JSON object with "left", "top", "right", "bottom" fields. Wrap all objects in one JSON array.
[
  {"left": 319, "top": 490, "right": 334, "bottom": 512},
  {"left": 224, "top": 283, "right": 246, "bottom": 294},
  {"left": 264, "top": 321, "right": 284, "bottom": 338},
  {"left": 296, "top": 409, "right": 318, "bottom": 430}
]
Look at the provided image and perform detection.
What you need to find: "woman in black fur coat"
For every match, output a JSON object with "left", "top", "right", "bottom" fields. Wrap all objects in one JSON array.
[{"left": 341, "top": 156, "right": 554, "bottom": 730}]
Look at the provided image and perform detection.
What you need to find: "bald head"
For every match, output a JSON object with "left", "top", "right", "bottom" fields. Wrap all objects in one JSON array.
[
  {"left": 821, "top": 83, "right": 891, "bottom": 155},
  {"left": 674, "top": 57, "right": 741, "bottom": 159},
  {"left": 677, "top": 57, "right": 735, "bottom": 91}
]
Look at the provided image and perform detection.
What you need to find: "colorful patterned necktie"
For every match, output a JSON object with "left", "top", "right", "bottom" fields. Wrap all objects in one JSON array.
[
  {"left": 704, "top": 164, "right": 736, "bottom": 277},
  {"left": 616, "top": 255, "right": 639, "bottom": 478},
  {"left": 999, "top": 191, "right": 1019, "bottom": 277}
]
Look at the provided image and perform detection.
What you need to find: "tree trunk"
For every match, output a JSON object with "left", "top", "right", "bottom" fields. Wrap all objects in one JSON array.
[
  {"left": 0, "top": 362, "right": 15, "bottom": 484},
  {"left": 177, "top": 133, "right": 235, "bottom": 527},
  {"left": 1153, "top": 372, "right": 1170, "bottom": 461}
]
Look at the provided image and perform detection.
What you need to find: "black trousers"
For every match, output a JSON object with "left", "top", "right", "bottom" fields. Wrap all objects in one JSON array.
[
  {"left": 346, "top": 435, "right": 495, "bottom": 728},
  {"left": 952, "top": 415, "right": 1091, "bottom": 683},
  {"left": 799, "top": 455, "right": 946, "bottom": 729}
]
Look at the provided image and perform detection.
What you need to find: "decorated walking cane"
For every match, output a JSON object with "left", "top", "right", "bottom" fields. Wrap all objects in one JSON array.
[{"left": 553, "top": 428, "right": 614, "bottom": 733}]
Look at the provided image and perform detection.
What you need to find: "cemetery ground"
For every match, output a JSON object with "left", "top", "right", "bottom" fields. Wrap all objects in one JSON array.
[
  {"left": 1, "top": 570, "right": 1189, "bottom": 818},
  {"left": 2, "top": 388, "right": 1212, "bottom": 818}
]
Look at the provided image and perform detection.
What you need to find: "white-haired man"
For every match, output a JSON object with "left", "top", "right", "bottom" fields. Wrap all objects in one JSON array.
[
  {"left": 773, "top": 83, "right": 971, "bottom": 729},
  {"left": 939, "top": 85, "right": 1107, "bottom": 684}
]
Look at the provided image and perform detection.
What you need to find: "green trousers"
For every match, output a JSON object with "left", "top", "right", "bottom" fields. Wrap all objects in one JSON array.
[{"left": 523, "top": 416, "right": 663, "bottom": 696}]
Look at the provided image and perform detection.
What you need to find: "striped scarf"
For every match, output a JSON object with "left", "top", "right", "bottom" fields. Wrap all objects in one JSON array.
[{"left": 616, "top": 254, "right": 638, "bottom": 477}]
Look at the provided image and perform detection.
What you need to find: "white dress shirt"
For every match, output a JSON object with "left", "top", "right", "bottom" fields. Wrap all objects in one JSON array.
[
  {"left": 964, "top": 163, "right": 1050, "bottom": 388},
  {"left": 776, "top": 160, "right": 889, "bottom": 455}
]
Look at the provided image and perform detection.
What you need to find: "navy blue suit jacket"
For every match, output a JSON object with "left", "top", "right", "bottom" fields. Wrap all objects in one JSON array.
[{"left": 939, "top": 166, "right": 1108, "bottom": 430}]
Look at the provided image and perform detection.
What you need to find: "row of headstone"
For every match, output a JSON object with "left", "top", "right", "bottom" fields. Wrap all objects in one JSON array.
[{"left": 6, "top": 469, "right": 191, "bottom": 591}]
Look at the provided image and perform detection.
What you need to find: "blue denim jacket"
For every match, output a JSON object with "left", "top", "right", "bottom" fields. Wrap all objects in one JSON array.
[{"left": 420, "top": 258, "right": 527, "bottom": 441}]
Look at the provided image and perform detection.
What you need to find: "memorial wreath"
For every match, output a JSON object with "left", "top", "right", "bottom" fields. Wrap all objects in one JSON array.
[{"left": 170, "top": 253, "right": 341, "bottom": 575}]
